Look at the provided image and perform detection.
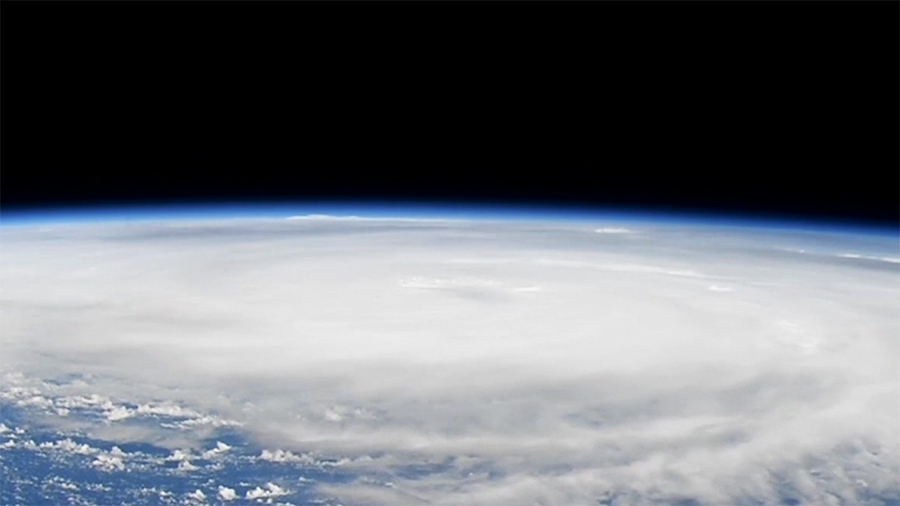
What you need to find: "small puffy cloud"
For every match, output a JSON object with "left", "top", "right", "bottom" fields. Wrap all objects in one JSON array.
[
  {"left": 177, "top": 460, "right": 198, "bottom": 471},
  {"left": 39, "top": 438, "right": 96, "bottom": 455},
  {"left": 166, "top": 449, "right": 192, "bottom": 461},
  {"left": 594, "top": 227, "right": 632, "bottom": 234},
  {"left": 53, "top": 393, "right": 108, "bottom": 409},
  {"left": 187, "top": 489, "right": 206, "bottom": 502},
  {"left": 245, "top": 483, "right": 288, "bottom": 499},
  {"left": 17, "top": 395, "right": 53, "bottom": 409},
  {"left": 104, "top": 405, "right": 133, "bottom": 421},
  {"left": 92, "top": 454, "right": 125, "bottom": 471},
  {"left": 217, "top": 486, "right": 237, "bottom": 501},
  {"left": 202, "top": 441, "right": 231, "bottom": 459},
  {"left": 258, "top": 449, "right": 315, "bottom": 464}
]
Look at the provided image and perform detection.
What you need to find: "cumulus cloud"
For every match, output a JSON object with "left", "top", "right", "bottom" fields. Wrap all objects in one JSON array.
[
  {"left": 258, "top": 449, "right": 316, "bottom": 465},
  {"left": 39, "top": 438, "right": 96, "bottom": 455},
  {"left": 217, "top": 486, "right": 237, "bottom": 501},
  {"left": 105, "top": 405, "right": 132, "bottom": 421},
  {"left": 1, "top": 218, "right": 898, "bottom": 505},
  {"left": 166, "top": 449, "right": 193, "bottom": 461},
  {"left": 202, "top": 441, "right": 231, "bottom": 459},
  {"left": 92, "top": 453, "right": 125, "bottom": 471},
  {"left": 186, "top": 489, "right": 207, "bottom": 502},
  {"left": 245, "top": 483, "right": 288, "bottom": 499},
  {"left": 177, "top": 460, "right": 198, "bottom": 471}
]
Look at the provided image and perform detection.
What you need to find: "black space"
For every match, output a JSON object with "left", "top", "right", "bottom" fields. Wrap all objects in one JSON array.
[{"left": 2, "top": 4, "right": 898, "bottom": 226}]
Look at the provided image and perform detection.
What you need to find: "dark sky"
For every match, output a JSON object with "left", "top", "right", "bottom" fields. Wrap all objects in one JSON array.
[{"left": 2, "top": 4, "right": 898, "bottom": 226}]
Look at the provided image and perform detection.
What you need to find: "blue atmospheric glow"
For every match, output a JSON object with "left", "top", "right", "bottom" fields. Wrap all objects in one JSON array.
[{"left": 0, "top": 200, "right": 897, "bottom": 238}]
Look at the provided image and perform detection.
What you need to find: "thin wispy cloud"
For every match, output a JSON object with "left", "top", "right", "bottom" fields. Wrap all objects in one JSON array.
[{"left": 594, "top": 227, "right": 633, "bottom": 234}]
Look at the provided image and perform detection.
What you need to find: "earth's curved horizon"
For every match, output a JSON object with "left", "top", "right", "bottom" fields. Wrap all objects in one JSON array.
[
  {"left": 2, "top": 201, "right": 898, "bottom": 232},
  {"left": 1, "top": 205, "right": 898, "bottom": 506}
]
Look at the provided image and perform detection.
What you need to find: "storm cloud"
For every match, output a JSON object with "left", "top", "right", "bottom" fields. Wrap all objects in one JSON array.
[{"left": 1, "top": 217, "right": 898, "bottom": 505}]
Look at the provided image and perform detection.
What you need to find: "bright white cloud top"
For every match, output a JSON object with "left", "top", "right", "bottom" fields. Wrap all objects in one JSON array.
[{"left": 1, "top": 215, "right": 898, "bottom": 505}]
